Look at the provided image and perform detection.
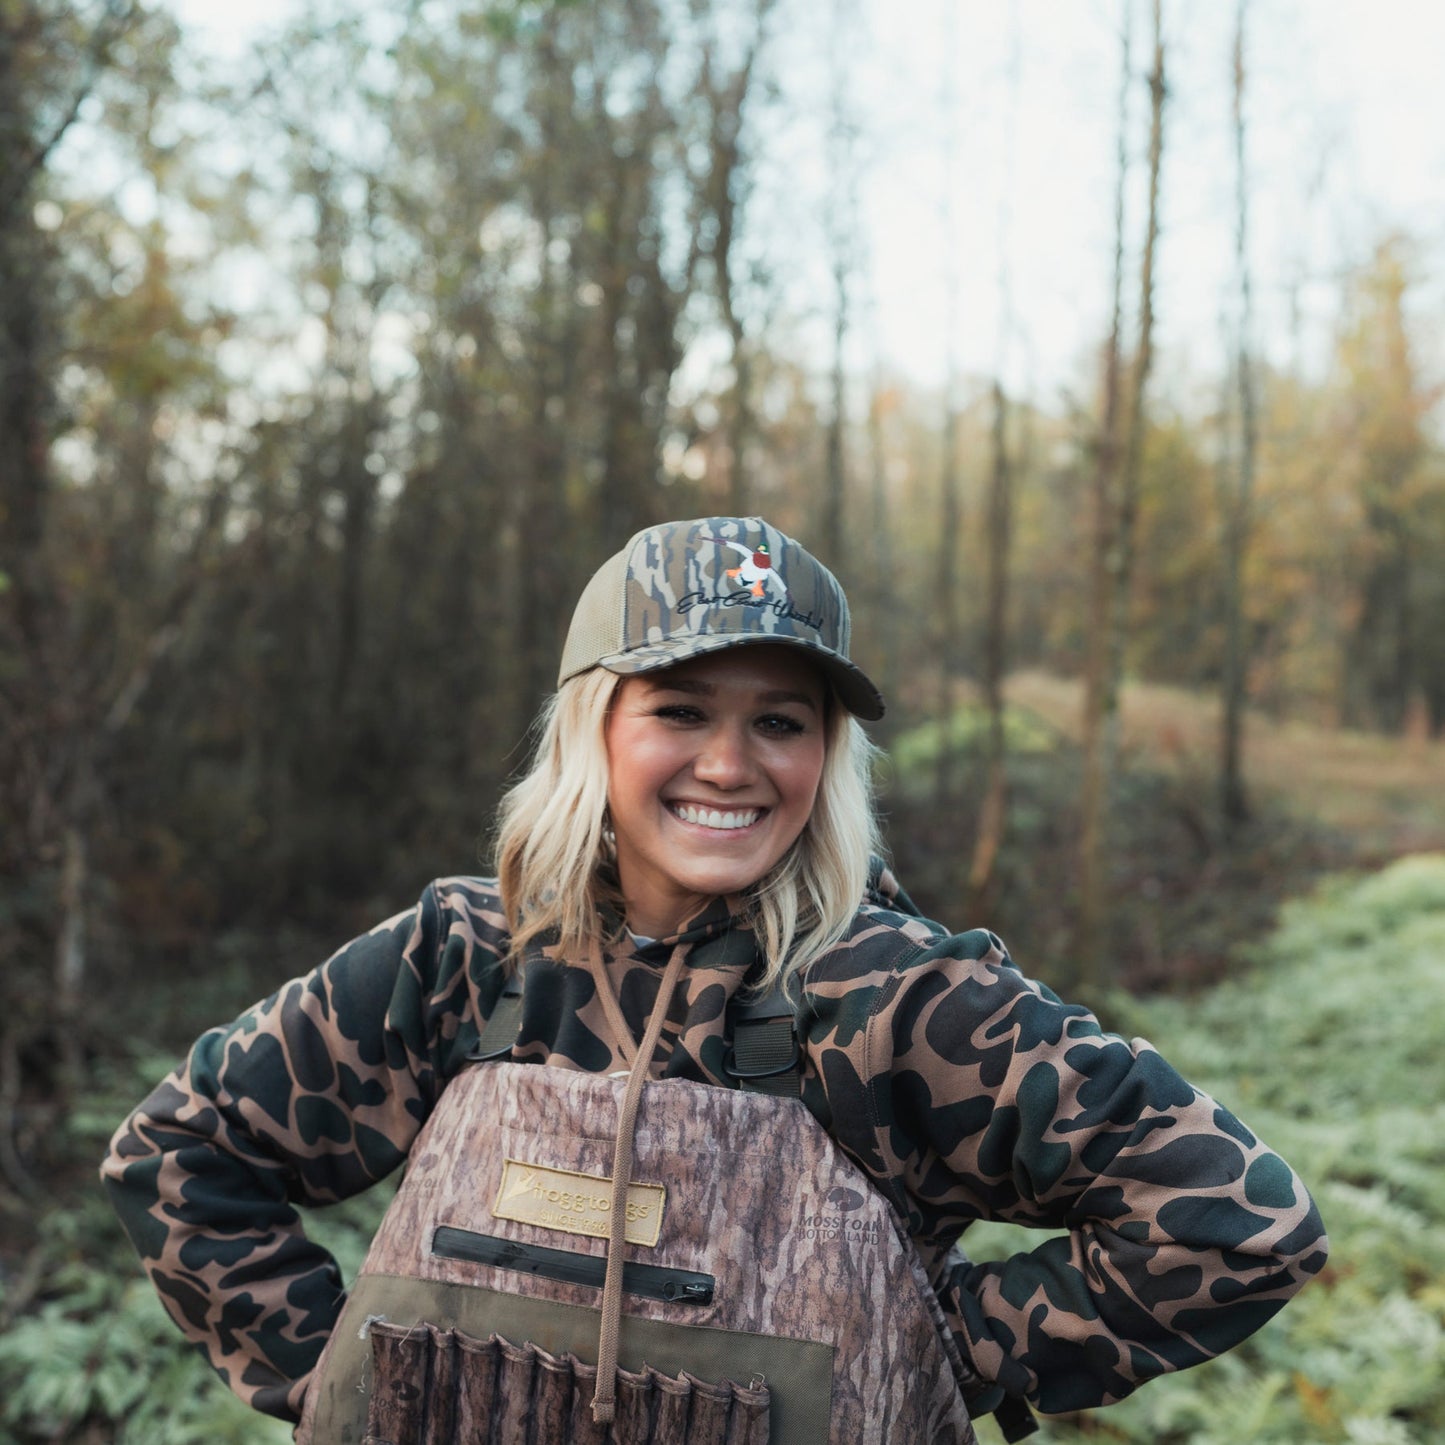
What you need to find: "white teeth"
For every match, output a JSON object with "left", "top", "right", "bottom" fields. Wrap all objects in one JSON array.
[{"left": 672, "top": 804, "right": 758, "bottom": 830}]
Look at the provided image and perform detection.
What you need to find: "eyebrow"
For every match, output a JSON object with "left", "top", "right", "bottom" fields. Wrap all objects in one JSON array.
[{"left": 645, "top": 677, "right": 821, "bottom": 712}]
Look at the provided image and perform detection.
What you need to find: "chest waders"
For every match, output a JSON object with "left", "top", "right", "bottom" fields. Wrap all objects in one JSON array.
[{"left": 296, "top": 947, "right": 980, "bottom": 1445}]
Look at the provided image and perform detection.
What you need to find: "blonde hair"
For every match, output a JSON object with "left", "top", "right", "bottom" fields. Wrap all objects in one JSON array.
[{"left": 494, "top": 663, "right": 882, "bottom": 986}]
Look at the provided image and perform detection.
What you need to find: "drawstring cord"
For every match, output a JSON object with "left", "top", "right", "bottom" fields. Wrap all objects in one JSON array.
[
  {"left": 591, "top": 939, "right": 689, "bottom": 1424},
  {"left": 586, "top": 943, "right": 641, "bottom": 1071}
]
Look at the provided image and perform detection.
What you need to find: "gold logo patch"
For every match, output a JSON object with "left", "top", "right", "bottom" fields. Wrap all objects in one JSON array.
[{"left": 492, "top": 1159, "right": 665, "bottom": 1248}]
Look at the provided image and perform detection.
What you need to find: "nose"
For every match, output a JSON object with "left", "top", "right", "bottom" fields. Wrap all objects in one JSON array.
[{"left": 692, "top": 722, "right": 757, "bottom": 789}]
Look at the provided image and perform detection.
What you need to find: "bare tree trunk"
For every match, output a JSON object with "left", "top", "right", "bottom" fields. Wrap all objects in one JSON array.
[
  {"left": 724, "top": 351, "right": 754, "bottom": 517},
  {"left": 1077, "top": 0, "right": 1165, "bottom": 987},
  {"left": 934, "top": 415, "right": 962, "bottom": 795},
  {"left": 511, "top": 14, "right": 571, "bottom": 737},
  {"left": 822, "top": 261, "right": 848, "bottom": 560},
  {"left": 0, "top": 10, "right": 52, "bottom": 659},
  {"left": 820, "top": 0, "right": 858, "bottom": 562},
  {"left": 934, "top": 1, "right": 963, "bottom": 797},
  {"left": 331, "top": 400, "right": 381, "bottom": 716},
  {"left": 1106, "top": 0, "right": 1165, "bottom": 766},
  {"left": 864, "top": 377, "right": 899, "bottom": 729},
  {"left": 592, "top": 4, "right": 679, "bottom": 550},
  {"left": 1, "top": 2, "right": 142, "bottom": 1105},
  {"left": 697, "top": 0, "right": 772, "bottom": 516},
  {"left": 0, "top": 1019, "right": 43, "bottom": 1204},
  {"left": 967, "top": 11, "right": 1021, "bottom": 918},
  {"left": 1075, "top": 0, "right": 1133, "bottom": 986},
  {"left": 1219, "top": 0, "right": 1255, "bottom": 831},
  {"left": 596, "top": 129, "right": 640, "bottom": 540},
  {"left": 967, "top": 380, "right": 1012, "bottom": 914},
  {"left": 55, "top": 820, "right": 88, "bottom": 1085}
]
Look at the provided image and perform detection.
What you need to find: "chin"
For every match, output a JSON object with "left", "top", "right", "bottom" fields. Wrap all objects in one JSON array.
[{"left": 676, "top": 867, "right": 763, "bottom": 900}]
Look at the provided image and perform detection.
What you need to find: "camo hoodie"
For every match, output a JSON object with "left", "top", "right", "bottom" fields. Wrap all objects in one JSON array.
[{"left": 101, "top": 871, "right": 1327, "bottom": 1426}]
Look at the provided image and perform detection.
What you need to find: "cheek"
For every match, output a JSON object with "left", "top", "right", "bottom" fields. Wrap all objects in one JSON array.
[
  {"left": 782, "top": 742, "right": 827, "bottom": 811},
  {"left": 606, "top": 722, "right": 680, "bottom": 803}
]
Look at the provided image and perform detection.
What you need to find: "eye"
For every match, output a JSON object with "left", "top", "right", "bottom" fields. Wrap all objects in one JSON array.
[
  {"left": 654, "top": 703, "right": 705, "bottom": 725},
  {"left": 757, "top": 713, "right": 807, "bottom": 737}
]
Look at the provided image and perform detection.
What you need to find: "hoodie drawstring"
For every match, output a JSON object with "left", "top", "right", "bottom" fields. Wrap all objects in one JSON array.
[{"left": 591, "top": 939, "right": 689, "bottom": 1424}]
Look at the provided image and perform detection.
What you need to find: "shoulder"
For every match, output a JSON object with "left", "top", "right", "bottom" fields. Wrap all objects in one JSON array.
[
  {"left": 851, "top": 862, "right": 1015, "bottom": 982},
  {"left": 804, "top": 905, "right": 1090, "bottom": 1062},
  {"left": 406, "top": 875, "right": 512, "bottom": 985},
  {"left": 425, "top": 875, "right": 509, "bottom": 938},
  {"left": 332, "top": 877, "right": 508, "bottom": 950},
  {"left": 814, "top": 899, "right": 1014, "bottom": 984},
  {"left": 800, "top": 903, "right": 1017, "bottom": 1044},
  {"left": 322, "top": 877, "right": 510, "bottom": 1004}
]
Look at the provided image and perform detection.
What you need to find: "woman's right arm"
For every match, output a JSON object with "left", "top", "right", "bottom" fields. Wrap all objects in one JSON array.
[{"left": 99, "top": 880, "right": 502, "bottom": 1422}]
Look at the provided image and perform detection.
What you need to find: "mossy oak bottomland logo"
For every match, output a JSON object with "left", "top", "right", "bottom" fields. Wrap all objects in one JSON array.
[
  {"left": 800, "top": 1185, "right": 882, "bottom": 1245},
  {"left": 491, "top": 1159, "right": 665, "bottom": 1247}
]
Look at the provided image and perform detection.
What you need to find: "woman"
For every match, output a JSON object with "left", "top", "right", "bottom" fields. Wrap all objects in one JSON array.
[{"left": 103, "top": 516, "right": 1327, "bottom": 1443}]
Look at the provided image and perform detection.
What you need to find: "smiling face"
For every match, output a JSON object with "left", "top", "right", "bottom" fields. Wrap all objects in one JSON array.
[{"left": 604, "top": 645, "right": 828, "bottom": 938}]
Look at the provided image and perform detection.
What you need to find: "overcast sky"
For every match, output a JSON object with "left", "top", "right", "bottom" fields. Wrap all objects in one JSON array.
[
  {"left": 812, "top": 0, "right": 1445, "bottom": 401},
  {"left": 167, "top": 0, "right": 1445, "bottom": 404}
]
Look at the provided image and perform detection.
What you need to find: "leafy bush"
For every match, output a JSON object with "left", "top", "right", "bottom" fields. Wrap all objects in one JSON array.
[
  {"left": 889, "top": 703, "right": 1059, "bottom": 780},
  {"left": 0, "top": 1054, "right": 388, "bottom": 1445},
  {"left": 969, "top": 854, "right": 1445, "bottom": 1443},
  {"left": 0, "top": 1183, "right": 390, "bottom": 1444},
  {"left": 0, "top": 1271, "right": 293, "bottom": 1445}
]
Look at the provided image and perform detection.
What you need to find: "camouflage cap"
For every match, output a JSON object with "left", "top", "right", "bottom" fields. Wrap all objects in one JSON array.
[{"left": 559, "top": 517, "right": 885, "bottom": 719}]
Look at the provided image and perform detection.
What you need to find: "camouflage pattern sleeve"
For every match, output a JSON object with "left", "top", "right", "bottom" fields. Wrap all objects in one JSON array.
[
  {"left": 806, "top": 919, "right": 1329, "bottom": 1418},
  {"left": 98, "top": 880, "right": 507, "bottom": 1421}
]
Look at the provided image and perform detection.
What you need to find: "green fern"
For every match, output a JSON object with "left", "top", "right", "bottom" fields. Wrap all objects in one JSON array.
[
  {"left": 7, "top": 856, "right": 1445, "bottom": 1440},
  {"left": 968, "top": 855, "right": 1445, "bottom": 1444}
]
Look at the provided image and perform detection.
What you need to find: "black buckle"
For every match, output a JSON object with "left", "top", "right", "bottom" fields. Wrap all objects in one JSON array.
[{"left": 721, "top": 1038, "right": 801, "bottom": 1081}]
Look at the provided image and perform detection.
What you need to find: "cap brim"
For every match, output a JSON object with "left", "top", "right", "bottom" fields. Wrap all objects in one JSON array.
[{"left": 596, "top": 634, "right": 885, "bottom": 720}]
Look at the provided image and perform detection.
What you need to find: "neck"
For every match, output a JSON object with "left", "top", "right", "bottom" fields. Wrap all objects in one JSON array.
[{"left": 623, "top": 891, "right": 748, "bottom": 941}]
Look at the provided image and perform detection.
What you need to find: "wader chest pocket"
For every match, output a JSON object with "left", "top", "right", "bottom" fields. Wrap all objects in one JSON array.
[{"left": 432, "top": 1225, "right": 715, "bottom": 1305}]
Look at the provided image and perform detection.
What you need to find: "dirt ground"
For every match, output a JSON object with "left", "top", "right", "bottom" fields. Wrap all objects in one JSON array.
[{"left": 1005, "top": 669, "right": 1445, "bottom": 856}]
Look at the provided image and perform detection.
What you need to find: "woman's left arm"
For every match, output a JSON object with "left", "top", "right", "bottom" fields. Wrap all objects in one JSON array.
[{"left": 822, "top": 924, "right": 1328, "bottom": 1416}]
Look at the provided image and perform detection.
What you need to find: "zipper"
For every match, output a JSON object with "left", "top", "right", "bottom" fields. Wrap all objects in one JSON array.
[{"left": 431, "top": 1225, "right": 715, "bottom": 1306}]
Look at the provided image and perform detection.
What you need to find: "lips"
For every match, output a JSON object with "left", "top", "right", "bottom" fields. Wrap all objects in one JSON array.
[{"left": 669, "top": 803, "right": 761, "bottom": 831}]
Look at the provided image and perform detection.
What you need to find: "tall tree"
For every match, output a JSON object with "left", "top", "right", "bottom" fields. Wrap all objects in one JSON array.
[
  {"left": 933, "top": 1, "right": 964, "bottom": 795},
  {"left": 967, "top": 3, "right": 1023, "bottom": 916},
  {"left": 699, "top": 0, "right": 774, "bottom": 516},
  {"left": 1334, "top": 240, "right": 1437, "bottom": 734},
  {"left": 349, "top": 0, "right": 777, "bottom": 739},
  {"left": 0, "top": 1, "right": 223, "bottom": 1133},
  {"left": 1075, "top": 0, "right": 1133, "bottom": 986},
  {"left": 1077, "top": 0, "right": 1166, "bottom": 986},
  {"left": 967, "top": 379, "right": 1013, "bottom": 914},
  {"left": 0, "top": 0, "right": 142, "bottom": 650},
  {"left": 1218, "top": 0, "right": 1256, "bottom": 830},
  {"left": 861, "top": 375, "right": 899, "bottom": 723},
  {"left": 819, "top": 0, "right": 859, "bottom": 563},
  {"left": 1108, "top": 0, "right": 1165, "bottom": 766}
]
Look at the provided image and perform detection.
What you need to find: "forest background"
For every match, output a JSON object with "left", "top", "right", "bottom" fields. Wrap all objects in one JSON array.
[{"left": 2, "top": 0, "right": 1444, "bottom": 1441}]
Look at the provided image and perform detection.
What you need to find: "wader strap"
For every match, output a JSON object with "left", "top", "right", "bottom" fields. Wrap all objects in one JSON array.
[
  {"left": 593, "top": 940, "right": 690, "bottom": 1425},
  {"left": 725, "top": 981, "right": 802, "bottom": 1099},
  {"left": 472, "top": 953, "right": 803, "bottom": 1095},
  {"left": 466, "top": 972, "right": 524, "bottom": 1062}
]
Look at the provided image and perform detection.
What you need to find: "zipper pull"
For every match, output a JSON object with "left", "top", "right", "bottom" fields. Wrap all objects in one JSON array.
[{"left": 663, "top": 1279, "right": 714, "bottom": 1304}]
